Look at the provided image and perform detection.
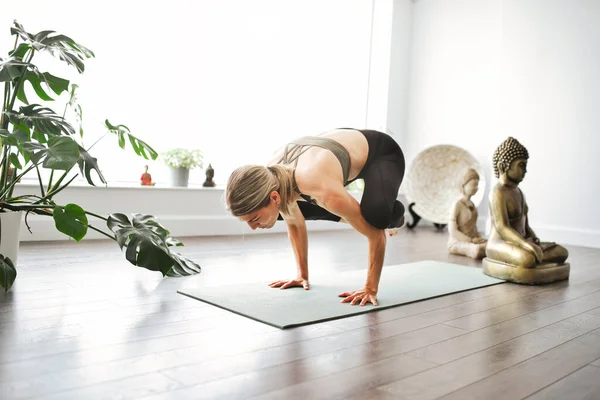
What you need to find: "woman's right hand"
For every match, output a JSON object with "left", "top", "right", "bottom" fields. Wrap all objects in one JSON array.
[{"left": 269, "top": 277, "right": 310, "bottom": 290}]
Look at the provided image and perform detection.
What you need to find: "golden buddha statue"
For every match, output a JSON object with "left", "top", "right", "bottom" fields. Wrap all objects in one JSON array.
[
  {"left": 448, "top": 168, "right": 487, "bottom": 259},
  {"left": 483, "top": 137, "right": 569, "bottom": 284}
]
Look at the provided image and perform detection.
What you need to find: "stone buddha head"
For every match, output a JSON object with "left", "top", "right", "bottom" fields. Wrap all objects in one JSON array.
[
  {"left": 461, "top": 168, "right": 480, "bottom": 197},
  {"left": 493, "top": 137, "right": 529, "bottom": 184}
]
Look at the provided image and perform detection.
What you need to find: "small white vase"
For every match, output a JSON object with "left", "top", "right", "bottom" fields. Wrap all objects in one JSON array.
[
  {"left": 0, "top": 211, "right": 23, "bottom": 266},
  {"left": 170, "top": 167, "right": 190, "bottom": 187}
]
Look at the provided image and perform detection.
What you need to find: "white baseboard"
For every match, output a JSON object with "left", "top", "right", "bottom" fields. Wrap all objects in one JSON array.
[
  {"left": 19, "top": 214, "right": 600, "bottom": 249},
  {"left": 19, "top": 214, "right": 353, "bottom": 242},
  {"left": 476, "top": 218, "right": 599, "bottom": 249},
  {"left": 532, "top": 225, "right": 600, "bottom": 249}
]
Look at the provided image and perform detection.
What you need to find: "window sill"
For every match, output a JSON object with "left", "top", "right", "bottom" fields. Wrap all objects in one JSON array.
[{"left": 13, "top": 180, "right": 226, "bottom": 191}]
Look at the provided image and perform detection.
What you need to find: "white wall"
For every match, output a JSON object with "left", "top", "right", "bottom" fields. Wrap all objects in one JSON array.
[
  {"left": 386, "top": 0, "right": 413, "bottom": 152},
  {"left": 2, "top": 0, "right": 373, "bottom": 185},
  {"left": 400, "top": 0, "right": 600, "bottom": 248},
  {"left": 2, "top": 0, "right": 372, "bottom": 242}
]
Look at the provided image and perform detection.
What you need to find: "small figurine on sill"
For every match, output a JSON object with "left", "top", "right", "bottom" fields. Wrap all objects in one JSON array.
[
  {"left": 140, "top": 165, "right": 155, "bottom": 186},
  {"left": 202, "top": 163, "right": 216, "bottom": 187}
]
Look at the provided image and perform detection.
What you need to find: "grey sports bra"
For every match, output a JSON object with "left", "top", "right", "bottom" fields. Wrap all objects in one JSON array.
[{"left": 277, "top": 136, "right": 351, "bottom": 202}]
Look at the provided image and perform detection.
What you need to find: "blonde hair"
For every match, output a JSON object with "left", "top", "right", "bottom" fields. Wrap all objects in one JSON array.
[{"left": 225, "top": 164, "right": 296, "bottom": 217}]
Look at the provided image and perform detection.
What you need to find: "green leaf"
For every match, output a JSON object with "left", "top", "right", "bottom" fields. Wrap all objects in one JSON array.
[
  {"left": 16, "top": 84, "right": 29, "bottom": 105},
  {"left": 0, "top": 255, "right": 17, "bottom": 292},
  {"left": 165, "top": 252, "right": 203, "bottom": 277},
  {"left": 67, "top": 84, "right": 79, "bottom": 107},
  {"left": 53, "top": 204, "right": 88, "bottom": 242},
  {"left": 22, "top": 142, "right": 47, "bottom": 152},
  {"left": 105, "top": 120, "right": 158, "bottom": 160},
  {"left": 12, "top": 130, "right": 29, "bottom": 143},
  {"left": 0, "top": 129, "right": 29, "bottom": 146},
  {"left": 106, "top": 213, "right": 201, "bottom": 277},
  {"left": 77, "top": 145, "right": 106, "bottom": 186},
  {"left": 11, "top": 22, "right": 94, "bottom": 74},
  {"left": 166, "top": 237, "right": 184, "bottom": 247},
  {"left": 76, "top": 104, "right": 83, "bottom": 137},
  {"left": 17, "top": 70, "right": 70, "bottom": 103},
  {"left": 0, "top": 57, "right": 29, "bottom": 82},
  {"left": 118, "top": 132, "right": 125, "bottom": 149},
  {"left": 8, "top": 104, "right": 75, "bottom": 138},
  {"left": 22, "top": 137, "right": 80, "bottom": 170},
  {"left": 66, "top": 85, "right": 84, "bottom": 137},
  {"left": 21, "top": 71, "right": 54, "bottom": 102},
  {"left": 9, "top": 154, "right": 22, "bottom": 169},
  {"left": 8, "top": 43, "right": 31, "bottom": 59},
  {"left": 31, "top": 130, "right": 48, "bottom": 144},
  {"left": 22, "top": 141, "right": 47, "bottom": 166},
  {"left": 0, "top": 129, "right": 15, "bottom": 146},
  {"left": 43, "top": 136, "right": 79, "bottom": 170},
  {"left": 43, "top": 72, "right": 70, "bottom": 95},
  {"left": 10, "top": 22, "right": 34, "bottom": 43}
]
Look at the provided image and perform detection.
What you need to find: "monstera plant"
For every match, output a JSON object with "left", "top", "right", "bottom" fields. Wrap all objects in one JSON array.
[{"left": 0, "top": 21, "right": 201, "bottom": 291}]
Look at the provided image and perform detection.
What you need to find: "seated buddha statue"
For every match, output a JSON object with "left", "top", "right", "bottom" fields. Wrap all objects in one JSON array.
[
  {"left": 483, "top": 137, "right": 569, "bottom": 284},
  {"left": 448, "top": 168, "right": 487, "bottom": 259}
]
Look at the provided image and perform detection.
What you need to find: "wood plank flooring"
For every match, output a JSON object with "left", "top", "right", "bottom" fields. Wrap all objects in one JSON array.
[{"left": 1, "top": 227, "right": 600, "bottom": 399}]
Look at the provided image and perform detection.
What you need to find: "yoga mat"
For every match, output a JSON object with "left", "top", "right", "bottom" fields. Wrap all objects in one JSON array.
[{"left": 178, "top": 260, "right": 504, "bottom": 329}]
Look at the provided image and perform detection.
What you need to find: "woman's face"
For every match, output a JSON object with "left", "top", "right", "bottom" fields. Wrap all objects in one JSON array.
[{"left": 240, "top": 191, "right": 280, "bottom": 230}]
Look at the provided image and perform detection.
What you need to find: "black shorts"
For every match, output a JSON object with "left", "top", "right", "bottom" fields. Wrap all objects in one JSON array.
[{"left": 279, "top": 129, "right": 406, "bottom": 230}]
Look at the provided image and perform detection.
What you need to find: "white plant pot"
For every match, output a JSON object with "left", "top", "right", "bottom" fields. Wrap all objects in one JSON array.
[
  {"left": 170, "top": 167, "right": 190, "bottom": 187},
  {"left": 0, "top": 211, "right": 23, "bottom": 266}
]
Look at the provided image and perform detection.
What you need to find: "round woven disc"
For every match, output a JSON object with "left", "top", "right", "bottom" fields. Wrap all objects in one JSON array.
[{"left": 403, "top": 145, "right": 485, "bottom": 224}]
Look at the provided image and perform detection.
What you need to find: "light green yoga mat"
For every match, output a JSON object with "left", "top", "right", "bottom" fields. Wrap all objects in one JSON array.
[{"left": 178, "top": 260, "right": 504, "bottom": 329}]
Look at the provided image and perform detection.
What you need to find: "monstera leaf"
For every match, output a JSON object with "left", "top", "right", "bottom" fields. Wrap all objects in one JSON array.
[
  {"left": 17, "top": 70, "right": 70, "bottom": 104},
  {"left": 105, "top": 120, "right": 158, "bottom": 160},
  {"left": 22, "top": 136, "right": 80, "bottom": 170},
  {"left": 107, "top": 213, "right": 201, "bottom": 277},
  {"left": 8, "top": 104, "right": 75, "bottom": 139},
  {"left": 0, "top": 129, "right": 29, "bottom": 147},
  {"left": 0, "top": 255, "right": 17, "bottom": 292},
  {"left": 0, "top": 56, "right": 30, "bottom": 82},
  {"left": 11, "top": 22, "right": 94, "bottom": 73},
  {"left": 53, "top": 204, "right": 88, "bottom": 242},
  {"left": 77, "top": 145, "right": 106, "bottom": 186}
]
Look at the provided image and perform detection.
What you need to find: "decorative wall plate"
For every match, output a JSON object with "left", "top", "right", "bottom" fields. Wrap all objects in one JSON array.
[{"left": 402, "top": 145, "right": 485, "bottom": 224}]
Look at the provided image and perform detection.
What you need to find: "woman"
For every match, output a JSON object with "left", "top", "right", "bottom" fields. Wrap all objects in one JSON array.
[{"left": 225, "top": 128, "right": 405, "bottom": 306}]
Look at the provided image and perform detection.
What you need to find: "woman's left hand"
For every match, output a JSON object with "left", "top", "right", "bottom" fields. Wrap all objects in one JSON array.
[{"left": 338, "top": 288, "right": 378, "bottom": 306}]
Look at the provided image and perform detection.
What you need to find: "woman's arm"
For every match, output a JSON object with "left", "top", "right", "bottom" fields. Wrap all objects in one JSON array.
[
  {"left": 315, "top": 183, "right": 386, "bottom": 303},
  {"left": 282, "top": 202, "right": 309, "bottom": 280},
  {"left": 267, "top": 201, "right": 310, "bottom": 290}
]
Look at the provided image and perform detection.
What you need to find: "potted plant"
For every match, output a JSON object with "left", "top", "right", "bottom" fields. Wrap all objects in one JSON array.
[
  {"left": 0, "top": 21, "right": 201, "bottom": 292},
  {"left": 161, "top": 148, "right": 203, "bottom": 187}
]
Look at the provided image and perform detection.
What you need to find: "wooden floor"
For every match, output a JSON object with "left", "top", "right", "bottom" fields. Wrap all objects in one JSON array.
[{"left": 2, "top": 227, "right": 600, "bottom": 400}]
